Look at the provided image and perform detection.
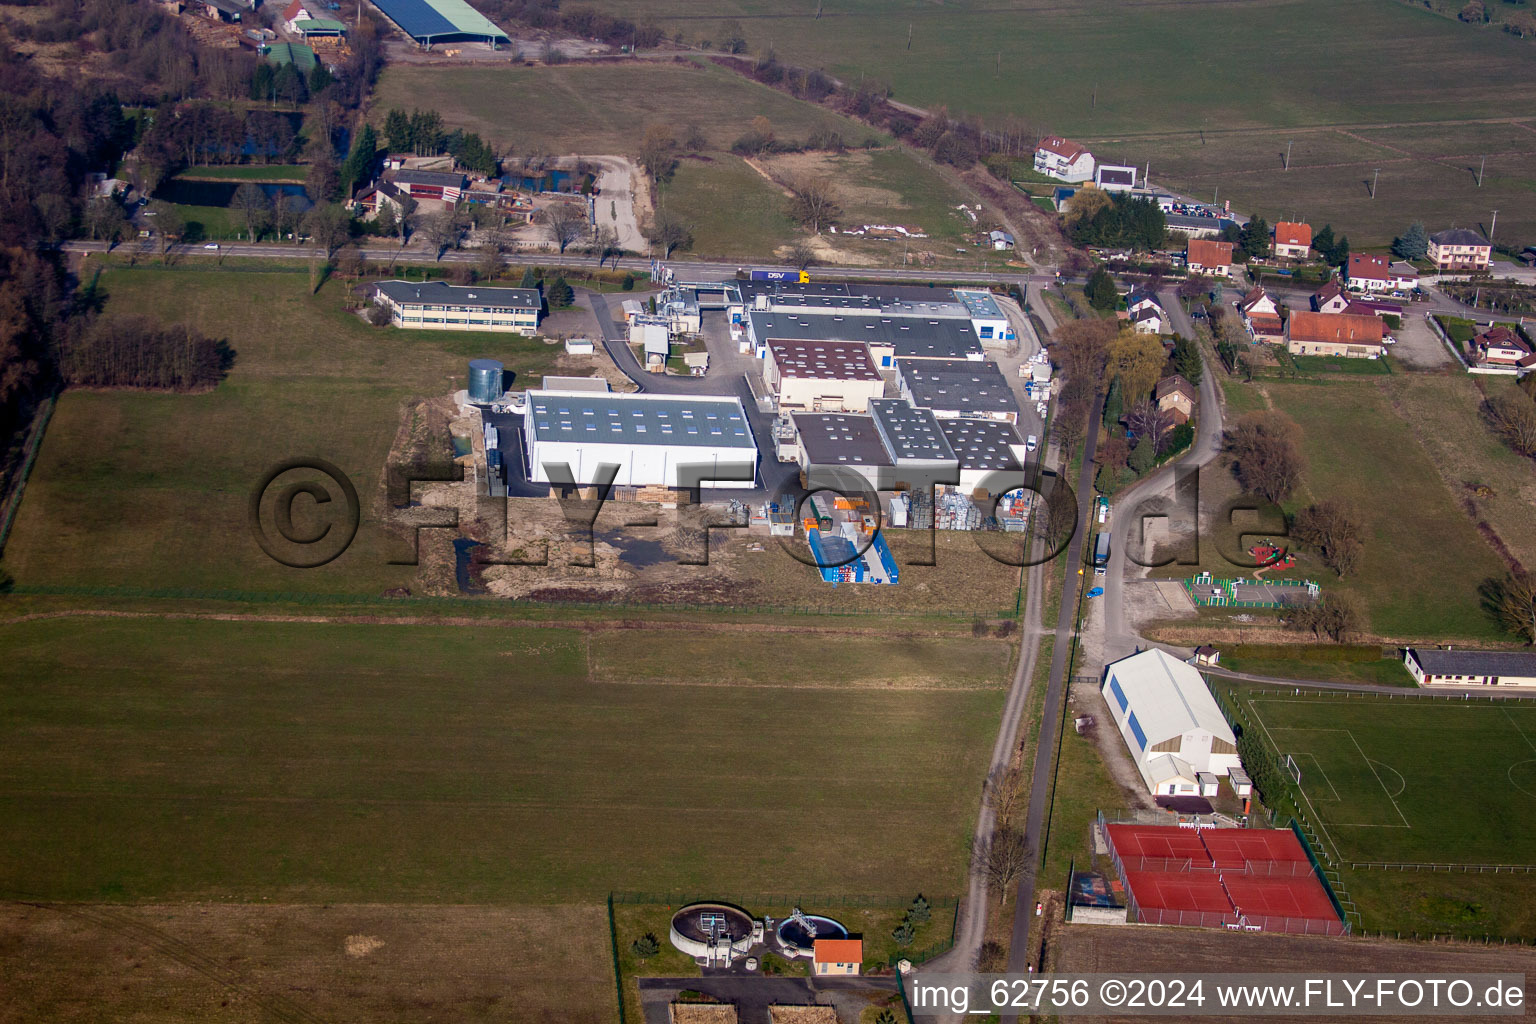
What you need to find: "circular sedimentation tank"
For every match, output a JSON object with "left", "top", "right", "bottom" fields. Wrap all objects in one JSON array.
[
  {"left": 776, "top": 913, "right": 848, "bottom": 958},
  {"left": 467, "top": 359, "right": 504, "bottom": 404},
  {"left": 669, "top": 902, "right": 755, "bottom": 960}
]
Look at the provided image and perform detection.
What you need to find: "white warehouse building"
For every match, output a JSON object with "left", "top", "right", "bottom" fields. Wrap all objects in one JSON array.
[
  {"left": 523, "top": 390, "right": 758, "bottom": 490},
  {"left": 1101, "top": 649, "right": 1241, "bottom": 796}
]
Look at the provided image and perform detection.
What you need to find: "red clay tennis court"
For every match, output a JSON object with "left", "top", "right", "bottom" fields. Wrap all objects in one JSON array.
[
  {"left": 1105, "top": 824, "right": 1347, "bottom": 935},
  {"left": 1123, "top": 871, "right": 1234, "bottom": 916},
  {"left": 1201, "top": 826, "right": 1310, "bottom": 868},
  {"left": 1223, "top": 875, "right": 1340, "bottom": 923},
  {"left": 1105, "top": 823, "right": 1210, "bottom": 861}
]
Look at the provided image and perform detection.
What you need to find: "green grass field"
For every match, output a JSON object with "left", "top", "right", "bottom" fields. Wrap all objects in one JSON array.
[
  {"left": 1262, "top": 379, "right": 1510, "bottom": 639},
  {"left": 371, "top": 60, "right": 876, "bottom": 155},
  {"left": 566, "top": 0, "right": 1536, "bottom": 246},
  {"left": 656, "top": 155, "right": 801, "bottom": 258},
  {"left": 1230, "top": 688, "right": 1536, "bottom": 936},
  {"left": 5, "top": 266, "right": 567, "bottom": 597},
  {"left": 0, "top": 615, "right": 1005, "bottom": 902}
]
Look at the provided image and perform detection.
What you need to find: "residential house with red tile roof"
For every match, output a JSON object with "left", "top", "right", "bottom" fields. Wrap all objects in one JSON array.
[
  {"left": 1186, "top": 239, "right": 1234, "bottom": 278},
  {"left": 1285, "top": 311, "right": 1386, "bottom": 358},
  {"left": 1033, "top": 136, "right": 1095, "bottom": 183},
  {"left": 1272, "top": 221, "right": 1312, "bottom": 260}
]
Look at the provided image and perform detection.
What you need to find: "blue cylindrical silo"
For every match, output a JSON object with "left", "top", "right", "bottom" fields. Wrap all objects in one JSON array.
[{"left": 468, "top": 359, "right": 504, "bottom": 404}]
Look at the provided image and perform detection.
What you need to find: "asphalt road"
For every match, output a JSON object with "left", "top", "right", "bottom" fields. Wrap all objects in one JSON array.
[{"left": 1003, "top": 391, "right": 1105, "bottom": 986}]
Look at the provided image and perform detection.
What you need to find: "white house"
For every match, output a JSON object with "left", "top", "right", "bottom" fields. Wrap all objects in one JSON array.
[
  {"left": 1404, "top": 647, "right": 1536, "bottom": 687},
  {"left": 281, "top": 0, "right": 313, "bottom": 33},
  {"left": 1034, "top": 136, "right": 1095, "bottom": 183},
  {"left": 523, "top": 390, "right": 758, "bottom": 490},
  {"left": 1344, "top": 253, "right": 1407, "bottom": 294},
  {"left": 1272, "top": 221, "right": 1312, "bottom": 260},
  {"left": 1101, "top": 649, "right": 1241, "bottom": 796},
  {"left": 1094, "top": 164, "right": 1138, "bottom": 192}
]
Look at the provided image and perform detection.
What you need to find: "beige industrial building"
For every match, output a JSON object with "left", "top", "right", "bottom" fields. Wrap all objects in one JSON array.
[{"left": 764, "top": 339, "right": 885, "bottom": 413}]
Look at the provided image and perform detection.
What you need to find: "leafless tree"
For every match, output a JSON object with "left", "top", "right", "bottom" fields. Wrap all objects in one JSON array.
[
  {"left": 1487, "top": 391, "right": 1536, "bottom": 458},
  {"left": 1292, "top": 500, "right": 1364, "bottom": 577},
  {"left": 638, "top": 123, "right": 678, "bottom": 183},
  {"left": 418, "top": 211, "right": 462, "bottom": 261},
  {"left": 1052, "top": 318, "right": 1115, "bottom": 400},
  {"left": 648, "top": 211, "right": 694, "bottom": 258},
  {"left": 1054, "top": 399, "right": 1088, "bottom": 456},
  {"left": 787, "top": 175, "right": 841, "bottom": 233},
  {"left": 1288, "top": 592, "right": 1364, "bottom": 643},
  {"left": 984, "top": 763, "right": 1026, "bottom": 830},
  {"left": 1485, "top": 572, "right": 1536, "bottom": 643},
  {"left": 1042, "top": 476, "right": 1079, "bottom": 549},
  {"left": 1124, "top": 399, "right": 1174, "bottom": 449},
  {"left": 786, "top": 240, "right": 818, "bottom": 269},
  {"left": 231, "top": 182, "right": 271, "bottom": 242},
  {"left": 978, "top": 825, "right": 1031, "bottom": 901},
  {"left": 1223, "top": 410, "right": 1306, "bottom": 504},
  {"left": 541, "top": 203, "right": 588, "bottom": 254}
]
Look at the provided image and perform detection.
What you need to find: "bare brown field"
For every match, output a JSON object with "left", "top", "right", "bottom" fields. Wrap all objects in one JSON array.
[
  {"left": 0, "top": 902, "right": 613, "bottom": 1024},
  {"left": 1052, "top": 924, "right": 1536, "bottom": 1023}
]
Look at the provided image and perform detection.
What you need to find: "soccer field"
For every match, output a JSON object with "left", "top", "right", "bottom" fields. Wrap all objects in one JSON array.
[{"left": 1237, "top": 692, "right": 1536, "bottom": 868}]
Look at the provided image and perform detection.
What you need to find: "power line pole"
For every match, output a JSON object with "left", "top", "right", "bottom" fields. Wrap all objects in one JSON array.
[
  {"left": 907, "top": 24, "right": 912, "bottom": 50},
  {"left": 1371, "top": 168, "right": 1380, "bottom": 199},
  {"left": 1284, "top": 140, "right": 1293, "bottom": 171},
  {"left": 1478, "top": 155, "right": 1486, "bottom": 187},
  {"left": 1491, "top": 209, "right": 1499, "bottom": 245}
]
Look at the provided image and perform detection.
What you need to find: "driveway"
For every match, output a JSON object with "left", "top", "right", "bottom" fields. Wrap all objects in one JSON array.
[{"left": 589, "top": 156, "right": 648, "bottom": 253}]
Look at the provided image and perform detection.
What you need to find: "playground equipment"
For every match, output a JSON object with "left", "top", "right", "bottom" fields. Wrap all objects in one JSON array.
[{"left": 1248, "top": 540, "right": 1297, "bottom": 578}]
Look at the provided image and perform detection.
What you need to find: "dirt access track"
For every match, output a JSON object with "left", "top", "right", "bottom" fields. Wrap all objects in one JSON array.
[{"left": 1053, "top": 923, "right": 1536, "bottom": 1023}]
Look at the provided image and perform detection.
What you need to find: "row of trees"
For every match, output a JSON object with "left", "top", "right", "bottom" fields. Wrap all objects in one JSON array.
[
  {"left": 1486, "top": 375, "right": 1536, "bottom": 459},
  {"left": 54, "top": 315, "right": 233, "bottom": 392},
  {"left": 1066, "top": 191, "right": 1167, "bottom": 251}
]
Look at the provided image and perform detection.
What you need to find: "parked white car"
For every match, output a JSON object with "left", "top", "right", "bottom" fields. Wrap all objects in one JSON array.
[{"left": 1025, "top": 434, "right": 1038, "bottom": 452}]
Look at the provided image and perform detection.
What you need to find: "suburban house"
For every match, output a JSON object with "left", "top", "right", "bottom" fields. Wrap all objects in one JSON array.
[
  {"left": 281, "top": 0, "right": 312, "bottom": 32},
  {"left": 1154, "top": 374, "right": 1196, "bottom": 423},
  {"left": 812, "top": 939, "right": 863, "bottom": 976},
  {"left": 354, "top": 180, "right": 406, "bottom": 220},
  {"left": 1345, "top": 253, "right": 1418, "bottom": 294},
  {"left": 1101, "top": 649, "right": 1241, "bottom": 796},
  {"left": 390, "top": 169, "right": 467, "bottom": 205},
  {"left": 1186, "top": 239, "right": 1234, "bottom": 278},
  {"left": 1311, "top": 281, "right": 1351, "bottom": 314},
  {"left": 1428, "top": 228, "right": 1492, "bottom": 272},
  {"left": 1239, "top": 287, "right": 1283, "bottom": 342},
  {"left": 1285, "top": 311, "right": 1386, "bottom": 358},
  {"left": 1125, "top": 289, "right": 1167, "bottom": 334},
  {"left": 373, "top": 280, "right": 540, "bottom": 334},
  {"left": 1191, "top": 645, "right": 1221, "bottom": 667},
  {"left": 988, "top": 229, "right": 1015, "bottom": 250},
  {"left": 1471, "top": 325, "right": 1536, "bottom": 373},
  {"left": 1403, "top": 648, "right": 1536, "bottom": 687},
  {"left": 1094, "top": 164, "right": 1138, "bottom": 192},
  {"left": 763, "top": 338, "right": 885, "bottom": 413},
  {"left": 1272, "top": 221, "right": 1312, "bottom": 260},
  {"left": 1034, "top": 136, "right": 1095, "bottom": 183}
]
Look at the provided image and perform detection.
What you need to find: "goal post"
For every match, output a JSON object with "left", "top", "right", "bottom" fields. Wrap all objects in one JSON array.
[{"left": 1283, "top": 753, "right": 1302, "bottom": 786}]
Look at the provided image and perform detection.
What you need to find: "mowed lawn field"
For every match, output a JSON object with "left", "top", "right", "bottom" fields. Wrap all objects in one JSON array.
[
  {"left": 1262, "top": 378, "right": 1510, "bottom": 640},
  {"left": 0, "top": 616, "right": 1007, "bottom": 903},
  {"left": 4, "top": 266, "right": 573, "bottom": 598},
  {"left": 1086, "top": 121, "right": 1536, "bottom": 247},
  {"left": 370, "top": 60, "right": 874, "bottom": 155},
  {"left": 1232, "top": 689, "right": 1536, "bottom": 937},
  {"left": 571, "top": 0, "right": 1536, "bottom": 246}
]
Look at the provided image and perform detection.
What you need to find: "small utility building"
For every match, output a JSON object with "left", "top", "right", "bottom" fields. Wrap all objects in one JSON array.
[{"left": 1101, "top": 649, "right": 1240, "bottom": 796}]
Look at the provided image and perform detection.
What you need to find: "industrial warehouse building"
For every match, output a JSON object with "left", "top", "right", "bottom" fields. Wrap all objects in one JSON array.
[
  {"left": 869, "top": 399, "right": 958, "bottom": 486},
  {"left": 374, "top": 280, "right": 540, "bottom": 334},
  {"left": 743, "top": 310, "right": 984, "bottom": 367},
  {"left": 1403, "top": 648, "right": 1536, "bottom": 687},
  {"left": 896, "top": 358, "right": 1021, "bottom": 423},
  {"left": 938, "top": 417, "right": 1028, "bottom": 495},
  {"left": 1101, "top": 649, "right": 1240, "bottom": 796},
  {"left": 370, "top": 0, "right": 510, "bottom": 45},
  {"left": 792, "top": 412, "right": 893, "bottom": 491},
  {"left": 764, "top": 339, "right": 885, "bottom": 413},
  {"left": 523, "top": 391, "right": 758, "bottom": 490}
]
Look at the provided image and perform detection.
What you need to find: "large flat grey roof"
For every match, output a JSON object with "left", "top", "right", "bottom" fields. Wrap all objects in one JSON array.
[
  {"left": 735, "top": 280, "right": 958, "bottom": 305},
  {"left": 869, "top": 399, "right": 957, "bottom": 464},
  {"left": 897, "top": 358, "right": 1021, "bottom": 417},
  {"left": 1409, "top": 648, "right": 1536, "bottom": 677},
  {"left": 792, "top": 413, "right": 892, "bottom": 467},
  {"left": 747, "top": 310, "right": 984, "bottom": 360},
  {"left": 940, "top": 418, "right": 1025, "bottom": 471},
  {"left": 376, "top": 280, "right": 540, "bottom": 309},
  {"left": 526, "top": 390, "right": 755, "bottom": 448},
  {"left": 952, "top": 288, "right": 1005, "bottom": 319}
]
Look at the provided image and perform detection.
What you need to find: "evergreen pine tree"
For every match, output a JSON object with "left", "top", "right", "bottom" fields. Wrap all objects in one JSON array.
[
  {"left": 1130, "top": 436, "right": 1156, "bottom": 475},
  {"left": 1102, "top": 378, "right": 1123, "bottom": 429},
  {"left": 1393, "top": 222, "right": 1428, "bottom": 261},
  {"left": 519, "top": 265, "right": 538, "bottom": 289}
]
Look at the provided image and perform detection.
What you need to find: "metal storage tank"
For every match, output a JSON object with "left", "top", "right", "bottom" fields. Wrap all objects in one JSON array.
[{"left": 467, "top": 359, "right": 504, "bottom": 404}]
